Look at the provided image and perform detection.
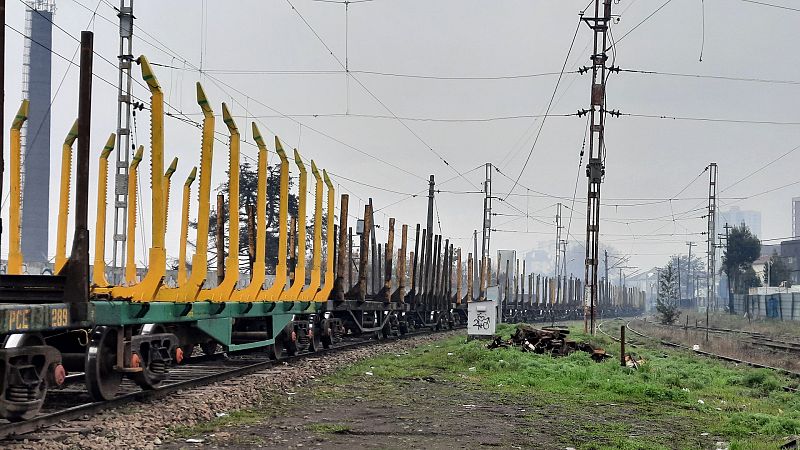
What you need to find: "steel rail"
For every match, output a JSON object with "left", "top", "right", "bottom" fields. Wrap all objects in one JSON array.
[
  {"left": 0, "top": 327, "right": 460, "bottom": 440},
  {"left": 625, "top": 319, "right": 800, "bottom": 384},
  {"left": 641, "top": 320, "right": 800, "bottom": 355},
  {"left": 595, "top": 318, "right": 639, "bottom": 348}
]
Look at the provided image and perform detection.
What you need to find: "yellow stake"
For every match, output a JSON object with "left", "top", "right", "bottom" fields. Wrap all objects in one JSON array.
[
  {"left": 232, "top": 123, "right": 268, "bottom": 301},
  {"left": 157, "top": 83, "right": 214, "bottom": 302},
  {"left": 177, "top": 167, "right": 197, "bottom": 286},
  {"left": 199, "top": 103, "right": 239, "bottom": 302},
  {"left": 7, "top": 100, "right": 28, "bottom": 275},
  {"left": 299, "top": 160, "right": 323, "bottom": 300},
  {"left": 259, "top": 138, "right": 290, "bottom": 301},
  {"left": 55, "top": 120, "right": 78, "bottom": 273},
  {"left": 163, "top": 157, "right": 178, "bottom": 231},
  {"left": 280, "top": 149, "right": 308, "bottom": 300},
  {"left": 92, "top": 134, "right": 116, "bottom": 288},
  {"left": 125, "top": 146, "right": 144, "bottom": 284},
  {"left": 113, "top": 55, "right": 167, "bottom": 300},
  {"left": 314, "top": 170, "right": 336, "bottom": 301}
]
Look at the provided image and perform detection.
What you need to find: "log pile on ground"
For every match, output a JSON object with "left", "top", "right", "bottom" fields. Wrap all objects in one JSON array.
[{"left": 486, "top": 324, "right": 611, "bottom": 362}]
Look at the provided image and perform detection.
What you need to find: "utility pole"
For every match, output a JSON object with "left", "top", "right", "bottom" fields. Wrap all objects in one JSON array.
[
  {"left": 723, "top": 222, "right": 733, "bottom": 313},
  {"left": 555, "top": 203, "right": 563, "bottom": 300},
  {"left": 675, "top": 255, "right": 681, "bottom": 302},
  {"left": 686, "top": 241, "right": 695, "bottom": 302},
  {"left": 0, "top": 0, "right": 4, "bottom": 258},
  {"left": 604, "top": 249, "right": 609, "bottom": 296},
  {"left": 480, "top": 163, "right": 492, "bottom": 299},
  {"left": 473, "top": 229, "right": 479, "bottom": 295},
  {"left": 582, "top": 0, "right": 613, "bottom": 334},
  {"left": 656, "top": 267, "right": 662, "bottom": 299},
  {"left": 111, "top": 0, "right": 135, "bottom": 283},
  {"left": 706, "top": 162, "right": 717, "bottom": 311},
  {"left": 424, "top": 176, "right": 435, "bottom": 303}
]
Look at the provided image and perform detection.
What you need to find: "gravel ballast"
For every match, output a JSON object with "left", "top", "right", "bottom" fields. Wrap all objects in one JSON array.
[{"left": 5, "top": 331, "right": 460, "bottom": 450}]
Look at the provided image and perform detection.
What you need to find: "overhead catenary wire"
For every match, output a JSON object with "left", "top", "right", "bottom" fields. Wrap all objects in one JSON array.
[
  {"left": 282, "top": 0, "right": 482, "bottom": 191},
  {"left": 29, "top": 0, "right": 447, "bottom": 243},
  {"left": 622, "top": 113, "right": 800, "bottom": 126},
  {"left": 503, "top": 17, "right": 583, "bottom": 200},
  {"left": 609, "top": 0, "right": 675, "bottom": 49},
  {"left": 720, "top": 143, "right": 800, "bottom": 194},
  {"left": 87, "top": 0, "right": 434, "bottom": 191},
  {"left": 738, "top": 0, "right": 800, "bottom": 13},
  {"left": 621, "top": 67, "right": 800, "bottom": 86},
  {"left": 164, "top": 110, "right": 581, "bottom": 124}
]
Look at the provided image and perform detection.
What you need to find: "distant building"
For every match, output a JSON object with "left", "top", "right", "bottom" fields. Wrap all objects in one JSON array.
[
  {"left": 761, "top": 244, "right": 780, "bottom": 257},
  {"left": 780, "top": 239, "right": 800, "bottom": 284},
  {"left": 794, "top": 197, "right": 800, "bottom": 238},
  {"left": 752, "top": 255, "right": 770, "bottom": 286},
  {"left": 718, "top": 206, "right": 761, "bottom": 238}
]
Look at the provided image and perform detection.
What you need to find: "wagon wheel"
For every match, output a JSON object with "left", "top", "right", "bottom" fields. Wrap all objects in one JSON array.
[{"left": 85, "top": 326, "right": 123, "bottom": 401}]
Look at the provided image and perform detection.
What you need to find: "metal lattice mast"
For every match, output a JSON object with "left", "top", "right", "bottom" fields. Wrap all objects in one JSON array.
[
  {"left": 706, "top": 162, "right": 717, "bottom": 310},
  {"left": 582, "top": 0, "right": 612, "bottom": 334},
  {"left": 479, "top": 163, "right": 492, "bottom": 299},
  {"left": 111, "top": 0, "right": 134, "bottom": 282}
]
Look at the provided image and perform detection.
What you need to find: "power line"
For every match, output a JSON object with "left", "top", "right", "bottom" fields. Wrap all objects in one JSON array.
[
  {"left": 610, "top": 0, "right": 675, "bottom": 48},
  {"left": 622, "top": 68, "right": 800, "bottom": 86},
  {"left": 622, "top": 113, "right": 800, "bottom": 126},
  {"left": 720, "top": 143, "right": 800, "bottom": 194},
  {"left": 172, "top": 66, "right": 580, "bottom": 81},
  {"left": 282, "top": 0, "right": 481, "bottom": 191},
  {"left": 88, "top": 0, "right": 430, "bottom": 189},
  {"left": 171, "top": 110, "right": 580, "bottom": 123},
  {"left": 325, "top": 171, "right": 416, "bottom": 196},
  {"left": 504, "top": 17, "right": 583, "bottom": 199},
  {"left": 739, "top": 0, "right": 800, "bottom": 13}
]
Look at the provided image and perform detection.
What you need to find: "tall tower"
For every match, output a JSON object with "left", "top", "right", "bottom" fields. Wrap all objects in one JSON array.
[{"left": 21, "top": 0, "right": 55, "bottom": 264}]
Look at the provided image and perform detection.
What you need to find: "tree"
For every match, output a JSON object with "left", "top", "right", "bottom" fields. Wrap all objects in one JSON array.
[
  {"left": 721, "top": 223, "right": 761, "bottom": 313},
  {"left": 191, "top": 162, "right": 300, "bottom": 275},
  {"left": 765, "top": 251, "right": 792, "bottom": 287},
  {"left": 675, "top": 254, "right": 706, "bottom": 300},
  {"left": 656, "top": 260, "right": 680, "bottom": 324}
]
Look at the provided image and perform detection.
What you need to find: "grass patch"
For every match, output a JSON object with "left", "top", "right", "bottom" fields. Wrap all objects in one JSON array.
[
  {"left": 322, "top": 322, "right": 800, "bottom": 449},
  {"left": 306, "top": 423, "right": 352, "bottom": 434}
]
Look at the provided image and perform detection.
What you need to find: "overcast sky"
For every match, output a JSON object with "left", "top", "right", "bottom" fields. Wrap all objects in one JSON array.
[{"left": 3, "top": 0, "right": 799, "bottom": 279}]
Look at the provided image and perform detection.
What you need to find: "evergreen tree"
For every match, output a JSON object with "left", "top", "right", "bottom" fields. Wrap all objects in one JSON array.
[
  {"left": 656, "top": 260, "right": 681, "bottom": 324},
  {"left": 721, "top": 223, "right": 761, "bottom": 312}
]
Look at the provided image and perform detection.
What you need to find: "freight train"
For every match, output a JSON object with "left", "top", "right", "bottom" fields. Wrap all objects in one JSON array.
[
  {"left": 0, "top": 51, "right": 479, "bottom": 421},
  {"left": 0, "top": 38, "right": 644, "bottom": 422}
]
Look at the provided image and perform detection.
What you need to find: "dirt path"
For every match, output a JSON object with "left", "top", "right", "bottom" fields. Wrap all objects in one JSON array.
[
  {"left": 166, "top": 376, "right": 543, "bottom": 449},
  {"left": 167, "top": 365, "right": 706, "bottom": 450}
]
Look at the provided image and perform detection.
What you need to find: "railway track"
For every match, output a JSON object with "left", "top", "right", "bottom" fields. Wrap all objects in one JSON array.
[
  {"left": 642, "top": 320, "right": 800, "bottom": 356},
  {"left": 601, "top": 319, "right": 800, "bottom": 390},
  {"left": 595, "top": 318, "right": 640, "bottom": 348},
  {"left": 0, "top": 327, "right": 457, "bottom": 441}
]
